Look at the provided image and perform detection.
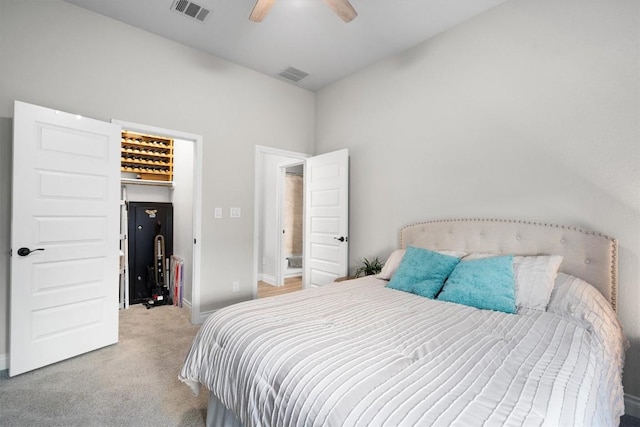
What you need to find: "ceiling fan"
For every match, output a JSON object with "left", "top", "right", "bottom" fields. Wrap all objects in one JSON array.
[{"left": 249, "top": 0, "right": 358, "bottom": 23}]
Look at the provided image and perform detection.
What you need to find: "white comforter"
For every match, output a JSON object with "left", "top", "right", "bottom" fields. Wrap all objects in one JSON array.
[{"left": 180, "top": 275, "right": 627, "bottom": 427}]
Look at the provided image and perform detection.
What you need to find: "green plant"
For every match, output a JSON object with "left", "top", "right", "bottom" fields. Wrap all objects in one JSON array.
[{"left": 354, "top": 256, "right": 383, "bottom": 278}]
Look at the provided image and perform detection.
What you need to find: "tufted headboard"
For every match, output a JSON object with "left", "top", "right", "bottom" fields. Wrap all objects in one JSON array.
[{"left": 400, "top": 219, "right": 618, "bottom": 311}]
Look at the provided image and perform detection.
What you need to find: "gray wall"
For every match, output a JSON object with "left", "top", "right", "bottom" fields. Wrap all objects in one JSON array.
[
  {"left": 316, "top": 0, "right": 640, "bottom": 396},
  {"left": 0, "top": 0, "right": 315, "bottom": 357}
]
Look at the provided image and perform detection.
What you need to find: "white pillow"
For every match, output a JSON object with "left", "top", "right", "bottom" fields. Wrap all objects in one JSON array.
[
  {"left": 512, "top": 255, "right": 563, "bottom": 311},
  {"left": 462, "top": 253, "right": 563, "bottom": 311},
  {"left": 376, "top": 248, "right": 467, "bottom": 280},
  {"left": 376, "top": 249, "right": 405, "bottom": 280}
]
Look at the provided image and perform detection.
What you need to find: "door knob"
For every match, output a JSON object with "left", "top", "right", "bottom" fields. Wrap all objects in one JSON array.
[
  {"left": 334, "top": 236, "right": 348, "bottom": 242},
  {"left": 17, "top": 247, "right": 45, "bottom": 257}
]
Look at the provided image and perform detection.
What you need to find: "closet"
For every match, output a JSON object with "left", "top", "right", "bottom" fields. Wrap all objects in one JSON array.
[{"left": 118, "top": 129, "right": 194, "bottom": 309}]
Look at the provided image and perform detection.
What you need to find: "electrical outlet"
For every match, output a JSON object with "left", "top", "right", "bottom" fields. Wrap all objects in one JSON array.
[
  {"left": 232, "top": 281, "right": 240, "bottom": 292},
  {"left": 214, "top": 207, "right": 222, "bottom": 219}
]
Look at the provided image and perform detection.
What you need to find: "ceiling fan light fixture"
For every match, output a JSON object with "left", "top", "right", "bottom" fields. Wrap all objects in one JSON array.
[{"left": 249, "top": 0, "right": 357, "bottom": 23}]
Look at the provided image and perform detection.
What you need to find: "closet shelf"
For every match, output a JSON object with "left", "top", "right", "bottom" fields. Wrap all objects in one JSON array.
[
  {"left": 121, "top": 130, "right": 173, "bottom": 182},
  {"left": 121, "top": 158, "right": 173, "bottom": 167},
  {"left": 121, "top": 178, "right": 175, "bottom": 188},
  {"left": 121, "top": 148, "right": 172, "bottom": 158}
]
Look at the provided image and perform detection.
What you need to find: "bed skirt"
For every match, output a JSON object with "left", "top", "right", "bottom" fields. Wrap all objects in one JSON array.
[{"left": 206, "top": 393, "right": 243, "bottom": 427}]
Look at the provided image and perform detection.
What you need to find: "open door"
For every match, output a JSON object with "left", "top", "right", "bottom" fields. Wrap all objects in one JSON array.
[
  {"left": 10, "top": 101, "right": 121, "bottom": 376},
  {"left": 304, "top": 149, "right": 349, "bottom": 288}
]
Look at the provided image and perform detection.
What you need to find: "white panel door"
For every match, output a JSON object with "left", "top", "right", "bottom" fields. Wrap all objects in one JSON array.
[
  {"left": 10, "top": 101, "right": 121, "bottom": 376},
  {"left": 304, "top": 149, "right": 349, "bottom": 288}
]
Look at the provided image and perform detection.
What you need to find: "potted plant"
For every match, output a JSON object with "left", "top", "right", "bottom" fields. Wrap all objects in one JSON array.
[{"left": 354, "top": 256, "right": 383, "bottom": 278}]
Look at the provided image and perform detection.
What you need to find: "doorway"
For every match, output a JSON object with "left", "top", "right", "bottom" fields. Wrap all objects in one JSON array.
[
  {"left": 253, "top": 146, "right": 350, "bottom": 298},
  {"left": 112, "top": 120, "right": 203, "bottom": 325},
  {"left": 278, "top": 162, "right": 304, "bottom": 285},
  {"left": 253, "top": 146, "right": 310, "bottom": 298}
]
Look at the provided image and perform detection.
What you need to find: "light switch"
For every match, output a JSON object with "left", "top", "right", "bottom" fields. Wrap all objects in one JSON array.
[
  {"left": 214, "top": 207, "right": 222, "bottom": 219},
  {"left": 230, "top": 207, "right": 241, "bottom": 218}
]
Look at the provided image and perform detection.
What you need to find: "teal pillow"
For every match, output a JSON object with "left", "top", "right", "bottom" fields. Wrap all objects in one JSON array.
[
  {"left": 386, "top": 246, "right": 460, "bottom": 299},
  {"left": 437, "top": 255, "right": 516, "bottom": 314}
]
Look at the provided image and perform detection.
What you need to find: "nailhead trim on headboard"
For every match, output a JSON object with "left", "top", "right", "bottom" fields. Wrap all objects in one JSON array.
[{"left": 400, "top": 218, "right": 618, "bottom": 311}]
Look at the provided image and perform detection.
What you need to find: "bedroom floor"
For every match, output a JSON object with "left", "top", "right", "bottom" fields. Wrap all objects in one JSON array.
[
  {"left": 258, "top": 276, "right": 303, "bottom": 298},
  {"left": 0, "top": 304, "right": 208, "bottom": 426}
]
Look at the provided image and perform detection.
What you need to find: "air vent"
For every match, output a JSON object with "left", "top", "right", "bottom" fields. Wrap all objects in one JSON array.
[
  {"left": 278, "top": 67, "right": 310, "bottom": 84},
  {"left": 171, "top": 0, "right": 210, "bottom": 22}
]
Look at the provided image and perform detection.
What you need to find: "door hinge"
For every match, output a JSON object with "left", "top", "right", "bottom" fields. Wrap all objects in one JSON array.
[{"left": 194, "top": 238, "right": 197, "bottom": 244}]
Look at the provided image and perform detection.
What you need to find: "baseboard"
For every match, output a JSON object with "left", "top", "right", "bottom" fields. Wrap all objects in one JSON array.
[
  {"left": 284, "top": 269, "right": 302, "bottom": 278},
  {"left": 626, "top": 394, "right": 640, "bottom": 418},
  {"left": 0, "top": 353, "right": 8, "bottom": 371},
  {"left": 261, "top": 274, "right": 277, "bottom": 286},
  {"left": 197, "top": 309, "right": 216, "bottom": 324}
]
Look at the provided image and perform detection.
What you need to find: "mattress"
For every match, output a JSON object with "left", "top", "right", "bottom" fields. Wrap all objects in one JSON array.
[{"left": 180, "top": 275, "right": 627, "bottom": 427}]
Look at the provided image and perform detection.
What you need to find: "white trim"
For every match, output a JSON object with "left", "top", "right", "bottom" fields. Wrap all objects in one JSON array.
[
  {"left": 253, "top": 146, "right": 311, "bottom": 300},
  {"left": 112, "top": 119, "right": 203, "bottom": 326},
  {"left": 625, "top": 394, "right": 640, "bottom": 418},
  {"left": 284, "top": 270, "right": 303, "bottom": 279},
  {"left": 0, "top": 353, "right": 7, "bottom": 371},
  {"left": 261, "top": 274, "right": 277, "bottom": 286},
  {"left": 197, "top": 309, "right": 216, "bottom": 324}
]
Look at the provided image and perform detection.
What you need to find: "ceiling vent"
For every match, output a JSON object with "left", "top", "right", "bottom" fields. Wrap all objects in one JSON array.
[
  {"left": 171, "top": 0, "right": 210, "bottom": 22},
  {"left": 278, "top": 67, "right": 310, "bottom": 84}
]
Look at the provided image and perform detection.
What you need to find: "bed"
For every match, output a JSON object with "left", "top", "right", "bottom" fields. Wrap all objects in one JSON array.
[{"left": 180, "top": 218, "right": 628, "bottom": 426}]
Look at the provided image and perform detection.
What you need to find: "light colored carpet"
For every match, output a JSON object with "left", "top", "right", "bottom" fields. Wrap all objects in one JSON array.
[{"left": 0, "top": 305, "right": 208, "bottom": 426}]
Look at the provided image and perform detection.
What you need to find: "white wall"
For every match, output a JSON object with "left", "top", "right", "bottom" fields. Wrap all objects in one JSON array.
[
  {"left": 316, "top": 0, "right": 640, "bottom": 396},
  {"left": 0, "top": 0, "right": 315, "bottom": 358}
]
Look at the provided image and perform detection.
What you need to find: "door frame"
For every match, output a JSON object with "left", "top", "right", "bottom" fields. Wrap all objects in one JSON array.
[
  {"left": 253, "top": 146, "right": 310, "bottom": 298},
  {"left": 275, "top": 160, "right": 305, "bottom": 286},
  {"left": 112, "top": 119, "right": 203, "bottom": 324}
]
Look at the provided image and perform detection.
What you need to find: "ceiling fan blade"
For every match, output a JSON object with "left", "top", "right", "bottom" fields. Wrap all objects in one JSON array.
[
  {"left": 249, "top": 0, "right": 275, "bottom": 22},
  {"left": 323, "top": 0, "right": 358, "bottom": 23}
]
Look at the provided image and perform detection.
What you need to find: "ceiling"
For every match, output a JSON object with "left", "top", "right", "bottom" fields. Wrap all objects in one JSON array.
[{"left": 64, "top": 0, "right": 506, "bottom": 91}]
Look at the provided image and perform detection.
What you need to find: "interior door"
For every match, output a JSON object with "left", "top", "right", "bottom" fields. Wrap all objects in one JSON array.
[
  {"left": 10, "top": 101, "right": 121, "bottom": 376},
  {"left": 304, "top": 149, "right": 349, "bottom": 288}
]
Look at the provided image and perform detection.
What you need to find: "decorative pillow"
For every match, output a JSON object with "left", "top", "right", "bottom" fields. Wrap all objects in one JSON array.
[
  {"left": 386, "top": 246, "right": 460, "bottom": 298},
  {"left": 437, "top": 256, "right": 516, "bottom": 314},
  {"left": 377, "top": 249, "right": 466, "bottom": 280},
  {"left": 462, "top": 253, "right": 563, "bottom": 311}
]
